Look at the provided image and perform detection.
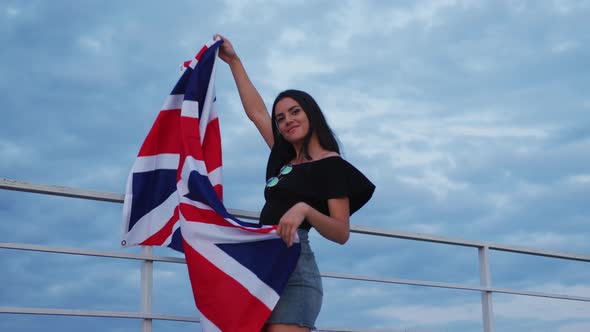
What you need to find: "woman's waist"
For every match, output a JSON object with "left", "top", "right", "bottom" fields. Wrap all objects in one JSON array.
[{"left": 296, "top": 229, "right": 313, "bottom": 254}]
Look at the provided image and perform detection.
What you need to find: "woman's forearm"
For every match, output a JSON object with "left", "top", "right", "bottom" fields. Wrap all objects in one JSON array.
[{"left": 301, "top": 201, "right": 350, "bottom": 245}]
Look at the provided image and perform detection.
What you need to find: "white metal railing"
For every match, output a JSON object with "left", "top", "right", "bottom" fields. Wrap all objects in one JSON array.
[{"left": 1, "top": 178, "right": 590, "bottom": 332}]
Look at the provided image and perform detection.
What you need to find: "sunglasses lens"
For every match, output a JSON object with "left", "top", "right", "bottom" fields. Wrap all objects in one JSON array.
[
  {"left": 280, "top": 164, "right": 293, "bottom": 175},
  {"left": 266, "top": 177, "right": 279, "bottom": 187},
  {"left": 266, "top": 164, "right": 293, "bottom": 187}
]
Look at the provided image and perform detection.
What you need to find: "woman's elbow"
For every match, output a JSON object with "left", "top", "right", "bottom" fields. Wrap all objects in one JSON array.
[{"left": 336, "top": 231, "right": 350, "bottom": 245}]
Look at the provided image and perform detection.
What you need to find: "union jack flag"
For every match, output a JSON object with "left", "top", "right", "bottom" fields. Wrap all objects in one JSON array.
[{"left": 121, "top": 38, "right": 301, "bottom": 331}]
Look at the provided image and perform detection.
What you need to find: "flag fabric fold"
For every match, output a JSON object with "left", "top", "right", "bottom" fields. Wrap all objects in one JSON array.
[{"left": 121, "top": 38, "right": 301, "bottom": 332}]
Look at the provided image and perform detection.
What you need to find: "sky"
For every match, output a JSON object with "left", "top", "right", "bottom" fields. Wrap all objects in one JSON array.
[{"left": 1, "top": 0, "right": 589, "bottom": 331}]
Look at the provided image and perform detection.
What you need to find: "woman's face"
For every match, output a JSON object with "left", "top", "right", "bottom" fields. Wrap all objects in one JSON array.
[{"left": 274, "top": 97, "right": 310, "bottom": 144}]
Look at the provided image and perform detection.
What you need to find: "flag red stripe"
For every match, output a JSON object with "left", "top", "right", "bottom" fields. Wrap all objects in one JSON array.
[
  {"left": 179, "top": 115, "right": 221, "bottom": 171},
  {"left": 180, "top": 203, "right": 232, "bottom": 227},
  {"left": 203, "top": 118, "right": 222, "bottom": 173},
  {"left": 180, "top": 203, "right": 276, "bottom": 234},
  {"left": 180, "top": 116, "right": 204, "bottom": 161},
  {"left": 140, "top": 207, "right": 179, "bottom": 246},
  {"left": 213, "top": 184, "right": 223, "bottom": 202},
  {"left": 138, "top": 110, "right": 182, "bottom": 156},
  {"left": 183, "top": 239, "right": 272, "bottom": 332},
  {"left": 195, "top": 44, "right": 208, "bottom": 61}
]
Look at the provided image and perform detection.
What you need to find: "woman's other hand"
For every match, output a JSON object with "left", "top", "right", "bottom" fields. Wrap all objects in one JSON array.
[{"left": 277, "top": 202, "right": 309, "bottom": 247}]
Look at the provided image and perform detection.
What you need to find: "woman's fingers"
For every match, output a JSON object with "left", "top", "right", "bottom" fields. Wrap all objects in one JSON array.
[
  {"left": 288, "top": 226, "right": 296, "bottom": 247},
  {"left": 277, "top": 222, "right": 294, "bottom": 247},
  {"left": 277, "top": 223, "right": 285, "bottom": 243},
  {"left": 284, "top": 225, "right": 292, "bottom": 247}
]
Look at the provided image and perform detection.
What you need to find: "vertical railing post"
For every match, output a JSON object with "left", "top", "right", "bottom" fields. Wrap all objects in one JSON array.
[
  {"left": 141, "top": 246, "right": 153, "bottom": 332},
  {"left": 479, "top": 246, "right": 494, "bottom": 332}
]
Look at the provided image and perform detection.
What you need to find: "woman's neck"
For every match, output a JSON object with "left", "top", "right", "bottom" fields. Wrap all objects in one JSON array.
[{"left": 291, "top": 136, "right": 331, "bottom": 165}]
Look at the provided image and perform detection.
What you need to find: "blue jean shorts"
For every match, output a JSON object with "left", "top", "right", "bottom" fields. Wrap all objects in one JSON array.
[{"left": 266, "top": 229, "right": 323, "bottom": 329}]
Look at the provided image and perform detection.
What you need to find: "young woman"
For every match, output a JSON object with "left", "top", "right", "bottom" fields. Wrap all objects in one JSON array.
[{"left": 216, "top": 35, "right": 375, "bottom": 332}]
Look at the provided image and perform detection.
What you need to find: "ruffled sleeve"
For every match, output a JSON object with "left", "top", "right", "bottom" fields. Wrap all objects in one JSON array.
[{"left": 309, "top": 157, "right": 375, "bottom": 215}]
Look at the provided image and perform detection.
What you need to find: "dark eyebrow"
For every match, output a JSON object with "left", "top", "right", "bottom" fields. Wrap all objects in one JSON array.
[{"left": 288, "top": 105, "right": 299, "bottom": 112}]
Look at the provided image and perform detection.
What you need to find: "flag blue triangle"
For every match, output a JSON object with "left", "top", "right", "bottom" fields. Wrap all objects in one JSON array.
[{"left": 216, "top": 239, "right": 300, "bottom": 294}]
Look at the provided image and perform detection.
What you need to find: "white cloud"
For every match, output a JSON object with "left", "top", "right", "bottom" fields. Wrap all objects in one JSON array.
[
  {"left": 78, "top": 36, "right": 103, "bottom": 52},
  {"left": 68, "top": 164, "right": 128, "bottom": 190},
  {"left": 5, "top": 6, "right": 20, "bottom": 17},
  {"left": 565, "top": 174, "right": 590, "bottom": 185},
  {"left": 446, "top": 124, "right": 549, "bottom": 139},
  {"left": 391, "top": 148, "right": 454, "bottom": 169},
  {"left": 516, "top": 180, "right": 549, "bottom": 197},
  {"left": 407, "top": 223, "right": 444, "bottom": 234},
  {"left": 460, "top": 57, "right": 496, "bottom": 74},
  {"left": 219, "top": 0, "right": 277, "bottom": 24},
  {"left": 264, "top": 49, "right": 336, "bottom": 89},
  {"left": 494, "top": 290, "right": 590, "bottom": 321},
  {"left": 76, "top": 24, "right": 122, "bottom": 54},
  {"left": 326, "top": 0, "right": 477, "bottom": 49},
  {"left": 398, "top": 170, "right": 468, "bottom": 200},
  {"left": 387, "top": 0, "right": 474, "bottom": 31},
  {"left": 551, "top": 0, "right": 590, "bottom": 15},
  {"left": 154, "top": 269, "right": 183, "bottom": 281},
  {"left": 442, "top": 112, "right": 551, "bottom": 139},
  {"left": 0, "top": 140, "right": 33, "bottom": 167},
  {"left": 310, "top": 84, "right": 554, "bottom": 204},
  {"left": 488, "top": 192, "right": 512, "bottom": 210},
  {"left": 501, "top": 231, "right": 588, "bottom": 251},
  {"left": 530, "top": 283, "right": 590, "bottom": 298},
  {"left": 328, "top": 94, "right": 552, "bottom": 202},
  {"left": 551, "top": 40, "right": 579, "bottom": 53},
  {"left": 369, "top": 302, "right": 480, "bottom": 325},
  {"left": 42, "top": 263, "right": 140, "bottom": 298},
  {"left": 76, "top": 23, "right": 128, "bottom": 55},
  {"left": 278, "top": 28, "right": 306, "bottom": 47},
  {"left": 559, "top": 322, "right": 590, "bottom": 332},
  {"left": 321, "top": 89, "right": 400, "bottom": 130},
  {"left": 347, "top": 285, "right": 392, "bottom": 298}
]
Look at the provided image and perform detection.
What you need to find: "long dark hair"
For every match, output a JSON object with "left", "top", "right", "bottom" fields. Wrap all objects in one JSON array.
[{"left": 267, "top": 89, "right": 340, "bottom": 175}]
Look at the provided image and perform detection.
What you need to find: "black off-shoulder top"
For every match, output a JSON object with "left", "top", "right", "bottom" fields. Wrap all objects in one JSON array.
[{"left": 259, "top": 156, "right": 375, "bottom": 230}]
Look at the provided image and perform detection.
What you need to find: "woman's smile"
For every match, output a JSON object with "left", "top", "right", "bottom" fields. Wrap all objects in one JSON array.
[{"left": 286, "top": 125, "right": 300, "bottom": 133}]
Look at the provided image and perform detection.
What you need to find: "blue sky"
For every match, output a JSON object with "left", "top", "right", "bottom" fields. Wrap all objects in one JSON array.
[{"left": 1, "top": 0, "right": 589, "bottom": 331}]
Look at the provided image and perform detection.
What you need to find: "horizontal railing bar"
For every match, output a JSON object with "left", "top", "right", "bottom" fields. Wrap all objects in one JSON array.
[
  {"left": 323, "top": 272, "right": 590, "bottom": 303},
  {"left": 0, "top": 242, "right": 186, "bottom": 264},
  {"left": 2, "top": 241, "right": 588, "bottom": 303},
  {"left": 0, "top": 178, "right": 123, "bottom": 203},
  {"left": 488, "top": 245, "right": 590, "bottom": 262},
  {"left": 3, "top": 178, "right": 590, "bottom": 262},
  {"left": 228, "top": 208, "right": 260, "bottom": 220},
  {"left": 351, "top": 225, "right": 590, "bottom": 262},
  {"left": 0, "top": 307, "right": 199, "bottom": 322},
  {"left": 0, "top": 178, "right": 260, "bottom": 220},
  {"left": 351, "top": 225, "right": 483, "bottom": 248},
  {"left": 5, "top": 239, "right": 590, "bottom": 286},
  {"left": 0, "top": 307, "right": 397, "bottom": 332},
  {"left": 323, "top": 272, "right": 488, "bottom": 291}
]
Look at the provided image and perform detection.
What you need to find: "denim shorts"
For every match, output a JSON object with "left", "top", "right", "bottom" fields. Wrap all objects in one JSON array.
[{"left": 266, "top": 229, "right": 323, "bottom": 329}]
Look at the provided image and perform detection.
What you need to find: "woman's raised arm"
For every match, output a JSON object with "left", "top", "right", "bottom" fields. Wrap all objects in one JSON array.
[{"left": 216, "top": 34, "right": 274, "bottom": 149}]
